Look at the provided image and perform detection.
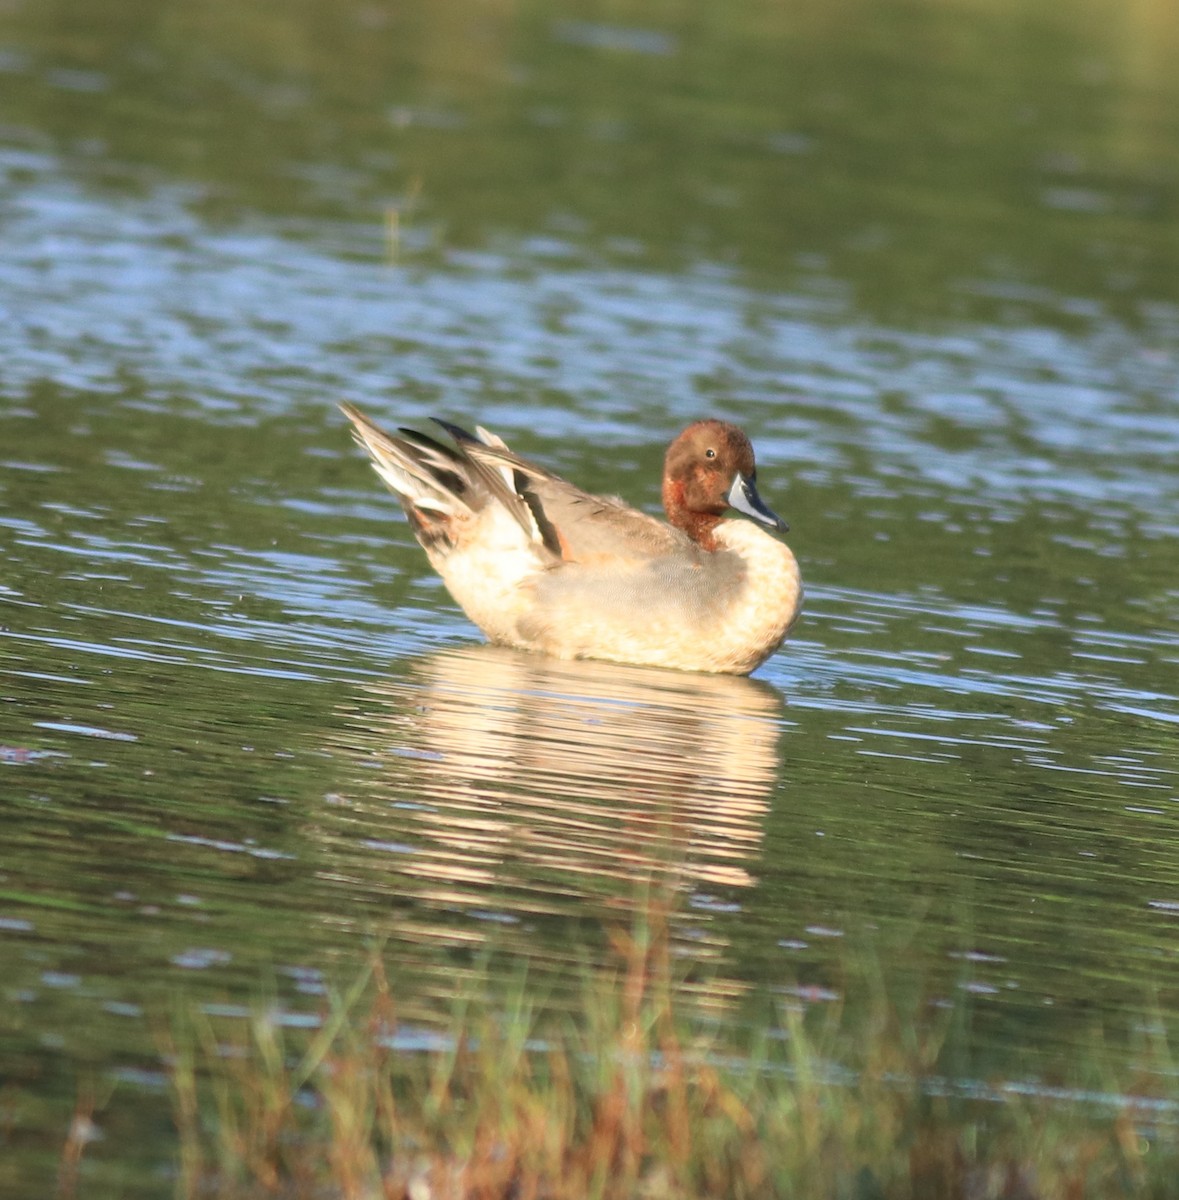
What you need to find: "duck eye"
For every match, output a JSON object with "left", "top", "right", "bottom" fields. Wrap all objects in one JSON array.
[{"left": 705, "top": 448, "right": 716, "bottom": 459}]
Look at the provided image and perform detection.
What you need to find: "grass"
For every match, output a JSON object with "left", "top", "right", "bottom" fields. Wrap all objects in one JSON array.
[{"left": 149, "top": 908, "right": 1176, "bottom": 1200}]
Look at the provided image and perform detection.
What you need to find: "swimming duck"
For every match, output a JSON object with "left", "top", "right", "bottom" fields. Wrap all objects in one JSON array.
[{"left": 341, "top": 405, "right": 802, "bottom": 674}]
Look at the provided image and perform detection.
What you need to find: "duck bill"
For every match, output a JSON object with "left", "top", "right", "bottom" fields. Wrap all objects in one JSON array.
[{"left": 727, "top": 473, "right": 789, "bottom": 533}]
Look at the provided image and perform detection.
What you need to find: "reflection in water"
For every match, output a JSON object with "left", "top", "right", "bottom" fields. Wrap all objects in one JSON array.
[{"left": 322, "top": 646, "right": 784, "bottom": 950}]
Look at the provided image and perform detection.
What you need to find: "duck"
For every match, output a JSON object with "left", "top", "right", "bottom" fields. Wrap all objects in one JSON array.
[{"left": 340, "top": 404, "right": 802, "bottom": 675}]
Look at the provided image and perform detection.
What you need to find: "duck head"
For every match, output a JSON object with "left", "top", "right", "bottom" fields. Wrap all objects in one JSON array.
[{"left": 661, "top": 420, "right": 788, "bottom": 550}]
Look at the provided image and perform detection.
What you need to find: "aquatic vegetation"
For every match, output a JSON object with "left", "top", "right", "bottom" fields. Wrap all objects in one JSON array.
[{"left": 151, "top": 911, "right": 1178, "bottom": 1200}]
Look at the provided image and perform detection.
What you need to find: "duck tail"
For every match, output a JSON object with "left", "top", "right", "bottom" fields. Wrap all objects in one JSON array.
[
  {"left": 340, "top": 403, "right": 475, "bottom": 520},
  {"left": 340, "top": 404, "right": 559, "bottom": 557}
]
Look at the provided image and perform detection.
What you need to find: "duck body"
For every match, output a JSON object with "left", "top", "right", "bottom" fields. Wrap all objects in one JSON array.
[{"left": 341, "top": 405, "right": 802, "bottom": 675}]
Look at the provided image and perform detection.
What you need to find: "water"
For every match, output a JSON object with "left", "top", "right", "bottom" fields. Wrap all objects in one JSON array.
[{"left": 2, "top": 0, "right": 1179, "bottom": 1192}]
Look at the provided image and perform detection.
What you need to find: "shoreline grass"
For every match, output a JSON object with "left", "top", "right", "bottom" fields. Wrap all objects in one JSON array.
[{"left": 146, "top": 909, "right": 1179, "bottom": 1200}]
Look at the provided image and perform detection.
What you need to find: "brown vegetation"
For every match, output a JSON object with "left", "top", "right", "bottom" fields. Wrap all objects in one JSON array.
[{"left": 148, "top": 910, "right": 1177, "bottom": 1200}]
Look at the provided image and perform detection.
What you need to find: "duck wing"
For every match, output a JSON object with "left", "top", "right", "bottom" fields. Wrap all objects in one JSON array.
[
  {"left": 343, "top": 404, "right": 562, "bottom": 558},
  {"left": 440, "top": 425, "right": 689, "bottom": 563}
]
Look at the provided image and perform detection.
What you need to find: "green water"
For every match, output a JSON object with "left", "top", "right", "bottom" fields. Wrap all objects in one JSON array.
[{"left": 2, "top": 0, "right": 1178, "bottom": 1193}]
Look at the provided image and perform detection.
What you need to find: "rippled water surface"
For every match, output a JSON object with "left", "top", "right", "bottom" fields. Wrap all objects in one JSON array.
[{"left": 2, "top": 0, "right": 1179, "bottom": 1192}]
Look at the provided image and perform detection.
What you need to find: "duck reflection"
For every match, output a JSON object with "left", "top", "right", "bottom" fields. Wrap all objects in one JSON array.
[{"left": 323, "top": 645, "right": 784, "bottom": 941}]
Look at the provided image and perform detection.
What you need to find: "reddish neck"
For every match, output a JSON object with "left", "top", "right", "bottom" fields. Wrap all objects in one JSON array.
[{"left": 663, "top": 479, "right": 722, "bottom": 551}]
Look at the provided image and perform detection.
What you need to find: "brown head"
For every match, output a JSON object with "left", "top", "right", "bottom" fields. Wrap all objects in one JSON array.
[{"left": 661, "top": 420, "right": 787, "bottom": 550}]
